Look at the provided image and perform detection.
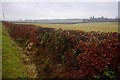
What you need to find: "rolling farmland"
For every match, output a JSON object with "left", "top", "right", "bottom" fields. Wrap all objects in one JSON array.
[
  {"left": 18, "top": 22, "right": 119, "bottom": 32},
  {"left": 2, "top": 1, "right": 119, "bottom": 79}
]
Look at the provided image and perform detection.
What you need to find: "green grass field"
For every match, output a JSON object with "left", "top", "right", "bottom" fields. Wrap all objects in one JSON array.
[
  {"left": 18, "top": 22, "right": 118, "bottom": 32},
  {"left": 35, "top": 22, "right": 118, "bottom": 32},
  {"left": 2, "top": 22, "right": 28, "bottom": 78},
  {"left": 20, "top": 22, "right": 118, "bottom": 32}
]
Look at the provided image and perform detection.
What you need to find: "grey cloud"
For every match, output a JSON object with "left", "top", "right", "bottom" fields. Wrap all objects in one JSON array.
[{"left": 1, "top": 2, "right": 118, "bottom": 20}]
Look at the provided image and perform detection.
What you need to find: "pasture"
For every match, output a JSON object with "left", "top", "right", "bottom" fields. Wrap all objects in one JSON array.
[{"left": 19, "top": 22, "right": 119, "bottom": 32}]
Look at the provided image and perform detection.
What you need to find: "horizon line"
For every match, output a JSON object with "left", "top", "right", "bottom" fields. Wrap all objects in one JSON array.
[{"left": 1, "top": 16, "right": 118, "bottom": 21}]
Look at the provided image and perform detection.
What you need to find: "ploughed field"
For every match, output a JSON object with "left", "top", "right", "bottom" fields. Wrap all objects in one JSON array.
[{"left": 2, "top": 22, "right": 120, "bottom": 79}]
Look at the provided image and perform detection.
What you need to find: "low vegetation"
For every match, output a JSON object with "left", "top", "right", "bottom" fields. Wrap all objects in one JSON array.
[
  {"left": 2, "top": 22, "right": 120, "bottom": 79},
  {"left": 0, "top": 22, "right": 2, "bottom": 78},
  {"left": 2, "top": 22, "right": 28, "bottom": 78}
]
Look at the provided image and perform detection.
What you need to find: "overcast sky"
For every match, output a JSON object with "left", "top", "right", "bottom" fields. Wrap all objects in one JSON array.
[{"left": 0, "top": 2, "right": 118, "bottom": 20}]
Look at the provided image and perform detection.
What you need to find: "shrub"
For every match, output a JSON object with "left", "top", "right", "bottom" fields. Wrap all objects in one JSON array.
[{"left": 3, "top": 22, "right": 120, "bottom": 78}]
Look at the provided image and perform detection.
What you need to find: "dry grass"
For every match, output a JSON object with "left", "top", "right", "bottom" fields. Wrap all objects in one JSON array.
[
  {"left": 36, "top": 22, "right": 118, "bottom": 32},
  {"left": 19, "top": 22, "right": 119, "bottom": 32}
]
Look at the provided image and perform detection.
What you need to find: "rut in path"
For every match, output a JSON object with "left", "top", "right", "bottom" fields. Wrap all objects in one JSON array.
[{"left": 21, "top": 50, "right": 37, "bottom": 78}]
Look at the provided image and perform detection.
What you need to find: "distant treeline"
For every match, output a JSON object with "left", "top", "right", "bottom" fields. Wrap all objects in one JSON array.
[
  {"left": 1, "top": 16, "right": 119, "bottom": 24},
  {"left": 83, "top": 16, "right": 118, "bottom": 23},
  {"left": 23, "top": 17, "right": 119, "bottom": 23}
]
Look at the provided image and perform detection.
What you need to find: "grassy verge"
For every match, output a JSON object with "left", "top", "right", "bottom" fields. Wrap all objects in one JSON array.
[
  {"left": 2, "top": 22, "right": 28, "bottom": 78},
  {"left": 0, "top": 22, "right": 2, "bottom": 78}
]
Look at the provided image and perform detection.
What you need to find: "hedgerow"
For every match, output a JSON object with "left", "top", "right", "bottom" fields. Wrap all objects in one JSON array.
[{"left": 3, "top": 22, "right": 120, "bottom": 79}]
